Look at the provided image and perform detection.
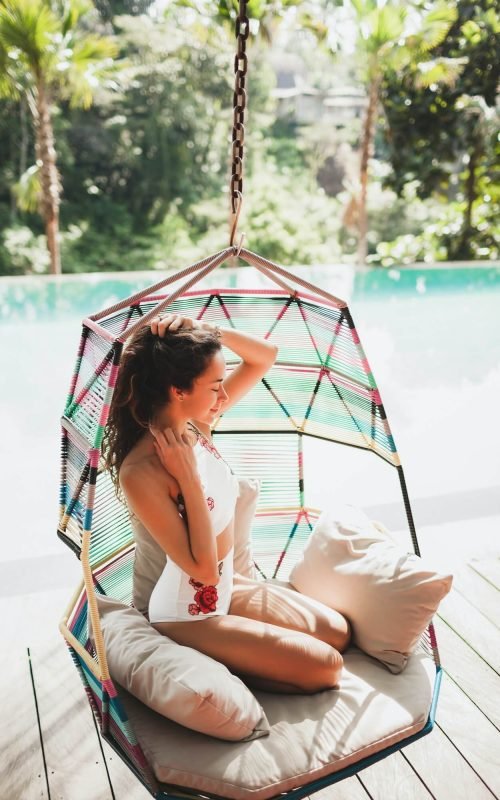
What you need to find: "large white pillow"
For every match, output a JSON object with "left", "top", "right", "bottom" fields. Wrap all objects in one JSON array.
[
  {"left": 93, "top": 593, "right": 270, "bottom": 741},
  {"left": 289, "top": 504, "right": 453, "bottom": 673},
  {"left": 132, "top": 476, "right": 259, "bottom": 615},
  {"left": 233, "top": 477, "right": 259, "bottom": 580}
]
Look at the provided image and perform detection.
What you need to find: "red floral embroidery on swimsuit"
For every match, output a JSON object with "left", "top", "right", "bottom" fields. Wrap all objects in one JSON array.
[
  {"left": 188, "top": 561, "right": 224, "bottom": 615},
  {"left": 207, "top": 496, "right": 215, "bottom": 511}
]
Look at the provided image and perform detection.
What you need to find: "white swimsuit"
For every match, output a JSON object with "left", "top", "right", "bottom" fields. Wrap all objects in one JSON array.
[{"left": 148, "top": 428, "right": 239, "bottom": 624}]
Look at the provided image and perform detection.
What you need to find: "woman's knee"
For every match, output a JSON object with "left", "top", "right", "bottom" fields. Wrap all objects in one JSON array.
[
  {"left": 309, "top": 646, "right": 343, "bottom": 692},
  {"left": 317, "top": 611, "right": 352, "bottom": 654},
  {"left": 337, "top": 615, "right": 352, "bottom": 653},
  {"left": 293, "top": 642, "right": 344, "bottom": 693}
]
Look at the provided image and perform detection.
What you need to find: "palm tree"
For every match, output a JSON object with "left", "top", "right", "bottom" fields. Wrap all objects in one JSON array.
[
  {"left": 341, "top": 0, "right": 464, "bottom": 264},
  {"left": 0, "top": 0, "right": 117, "bottom": 274}
]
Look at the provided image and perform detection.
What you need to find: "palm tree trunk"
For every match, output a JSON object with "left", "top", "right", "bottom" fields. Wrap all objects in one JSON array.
[
  {"left": 35, "top": 79, "right": 61, "bottom": 275},
  {"left": 463, "top": 146, "right": 477, "bottom": 232},
  {"left": 456, "top": 128, "right": 482, "bottom": 259},
  {"left": 357, "top": 78, "right": 379, "bottom": 266}
]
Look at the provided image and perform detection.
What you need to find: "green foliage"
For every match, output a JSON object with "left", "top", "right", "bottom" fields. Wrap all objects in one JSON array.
[
  {"left": 0, "top": 225, "right": 51, "bottom": 274},
  {"left": 381, "top": 0, "right": 499, "bottom": 257},
  {"left": 0, "top": 0, "right": 118, "bottom": 103},
  {"left": 0, "top": 0, "right": 497, "bottom": 275},
  {"left": 382, "top": 0, "right": 499, "bottom": 197},
  {"left": 368, "top": 183, "right": 499, "bottom": 266}
]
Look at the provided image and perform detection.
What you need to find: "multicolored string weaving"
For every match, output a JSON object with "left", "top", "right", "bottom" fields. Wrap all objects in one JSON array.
[{"left": 58, "top": 247, "right": 441, "bottom": 798}]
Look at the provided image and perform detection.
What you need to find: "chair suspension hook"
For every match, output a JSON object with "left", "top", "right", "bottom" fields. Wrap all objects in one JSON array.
[{"left": 230, "top": 190, "right": 245, "bottom": 257}]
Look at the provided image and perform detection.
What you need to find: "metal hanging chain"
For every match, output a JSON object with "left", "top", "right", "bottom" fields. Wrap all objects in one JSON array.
[{"left": 229, "top": 0, "right": 249, "bottom": 250}]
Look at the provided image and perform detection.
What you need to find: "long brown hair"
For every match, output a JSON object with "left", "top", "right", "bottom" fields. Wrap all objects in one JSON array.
[{"left": 102, "top": 324, "right": 221, "bottom": 490}]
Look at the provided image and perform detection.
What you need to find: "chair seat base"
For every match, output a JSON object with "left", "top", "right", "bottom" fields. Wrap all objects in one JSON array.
[{"left": 118, "top": 646, "right": 436, "bottom": 800}]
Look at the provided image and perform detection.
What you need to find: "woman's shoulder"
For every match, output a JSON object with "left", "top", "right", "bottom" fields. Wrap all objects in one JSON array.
[{"left": 120, "top": 437, "right": 157, "bottom": 492}]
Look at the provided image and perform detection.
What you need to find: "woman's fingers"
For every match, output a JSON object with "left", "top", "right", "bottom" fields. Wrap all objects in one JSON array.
[
  {"left": 150, "top": 426, "right": 186, "bottom": 448},
  {"left": 150, "top": 314, "right": 196, "bottom": 337}
]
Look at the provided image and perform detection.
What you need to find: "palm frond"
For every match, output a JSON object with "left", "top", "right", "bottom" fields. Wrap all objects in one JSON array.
[
  {"left": 61, "top": 0, "right": 93, "bottom": 38},
  {"left": 417, "top": 1, "right": 458, "bottom": 53},
  {"left": 0, "top": 0, "right": 58, "bottom": 70},
  {"left": 13, "top": 163, "right": 41, "bottom": 213},
  {"left": 298, "top": 11, "right": 328, "bottom": 43},
  {"left": 363, "top": 5, "right": 406, "bottom": 52},
  {"left": 414, "top": 56, "right": 468, "bottom": 89},
  {"left": 351, "top": 0, "right": 376, "bottom": 18},
  {"left": 0, "top": 39, "right": 19, "bottom": 98},
  {"left": 61, "top": 35, "right": 118, "bottom": 108}
]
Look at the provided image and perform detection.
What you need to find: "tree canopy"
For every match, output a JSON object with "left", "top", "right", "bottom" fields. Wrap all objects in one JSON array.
[{"left": 0, "top": 0, "right": 498, "bottom": 274}]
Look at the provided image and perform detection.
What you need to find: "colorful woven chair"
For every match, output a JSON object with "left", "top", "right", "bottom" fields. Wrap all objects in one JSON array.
[{"left": 58, "top": 247, "right": 443, "bottom": 799}]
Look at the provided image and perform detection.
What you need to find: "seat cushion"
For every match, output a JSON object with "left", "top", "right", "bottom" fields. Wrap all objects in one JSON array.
[
  {"left": 119, "top": 646, "right": 436, "bottom": 800},
  {"left": 95, "top": 594, "right": 270, "bottom": 742},
  {"left": 289, "top": 504, "right": 453, "bottom": 673}
]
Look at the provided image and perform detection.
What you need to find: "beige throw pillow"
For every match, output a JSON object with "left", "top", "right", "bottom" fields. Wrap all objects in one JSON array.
[
  {"left": 131, "top": 512, "right": 166, "bottom": 615},
  {"left": 233, "top": 477, "right": 259, "bottom": 580},
  {"left": 289, "top": 504, "right": 453, "bottom": 673},
  {"left": 132, "top": 476, "right": 259, "bottom": 615},
  {"left": 94, "top": 594, "right": 270, "bottom": 741}
]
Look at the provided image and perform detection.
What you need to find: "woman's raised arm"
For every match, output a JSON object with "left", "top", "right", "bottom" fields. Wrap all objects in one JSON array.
[
  {"left": 213, "top": 326, "right": 278, "bottom": 414},
  {"left": 150, "top": 313, "right": 278, "bottom": 417}
]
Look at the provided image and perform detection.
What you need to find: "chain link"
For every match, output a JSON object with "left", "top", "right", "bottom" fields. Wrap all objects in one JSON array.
[{"left": 230, "top": 0, "right": 249, "bottom": 218}]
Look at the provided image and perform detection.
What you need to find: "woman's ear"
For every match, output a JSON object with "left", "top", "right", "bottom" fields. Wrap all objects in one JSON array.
[{"left": 171, "top": 386, "right": 184, "bottom": 402}]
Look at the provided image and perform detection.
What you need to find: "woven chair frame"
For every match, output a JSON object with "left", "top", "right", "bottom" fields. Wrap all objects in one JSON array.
[{"left": 58, "top": 246, "right": 442, "bottom": 798}]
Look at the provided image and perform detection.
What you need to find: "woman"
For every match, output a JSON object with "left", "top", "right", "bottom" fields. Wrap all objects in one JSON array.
[{"left": 104, "top": 312, "right": 351, "bottom": 694}]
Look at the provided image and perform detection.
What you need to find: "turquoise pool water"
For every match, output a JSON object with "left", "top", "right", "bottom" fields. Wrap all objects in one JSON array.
[
  {"left": 1, "top": 264, "right": 500, "bottom": 323},
  {"left": 1, "top": 263, "right": 499, "bottom": 564}
]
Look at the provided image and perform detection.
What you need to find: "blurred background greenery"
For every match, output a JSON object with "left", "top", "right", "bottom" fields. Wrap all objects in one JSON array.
[{"left": 0, "top": 0, "right": 498, "bottom": 275}]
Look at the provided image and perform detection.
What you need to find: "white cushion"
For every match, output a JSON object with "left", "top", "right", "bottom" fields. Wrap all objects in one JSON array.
[
  {"left": 95, "top": 594, "right": 270, "bottom": 742},
  {"left": 131, "top": 476, "right": 259, "bottom": 615},
  {"left": 120, "top": 646, "right": 436, "bottom": 800},
  {"left": 131, "top": 513, "right": 166, "bottom": 615},
  {"left": 233, "top": 477, "right": 259, "bottom": 580},
  {"left": 289, "top": 504, "right": 453, "bottom": 673}
]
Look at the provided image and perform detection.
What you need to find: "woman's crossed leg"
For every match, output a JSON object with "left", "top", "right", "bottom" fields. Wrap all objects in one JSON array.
[{"left": 152, "top": 577, "right": 351, "bottom": 694}]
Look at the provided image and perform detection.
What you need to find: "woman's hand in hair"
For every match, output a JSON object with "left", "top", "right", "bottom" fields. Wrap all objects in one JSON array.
[
  {"left": 151, "top": 314, "right": 212, "bottom": 337},
  {"left": 150, "top": 426, "right": 200, "bottom": 488}
]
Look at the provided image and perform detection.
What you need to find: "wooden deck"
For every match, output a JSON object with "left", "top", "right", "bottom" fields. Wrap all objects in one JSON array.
[{"left": 2, "top": 553, "right": 499, "bottom": 800}]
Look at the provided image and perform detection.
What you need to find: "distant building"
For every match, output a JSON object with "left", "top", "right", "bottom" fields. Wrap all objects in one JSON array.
[
  {"left": 323, "top": 88, "right": 367, "bottom": 126},
  {"left": 270, "top": 62, "right": 366, "bottom": 126}
]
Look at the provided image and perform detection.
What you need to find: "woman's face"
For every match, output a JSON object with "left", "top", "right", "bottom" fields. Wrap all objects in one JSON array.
[{"left": 182, "top": 350, "right": 228, "bottom": 423}]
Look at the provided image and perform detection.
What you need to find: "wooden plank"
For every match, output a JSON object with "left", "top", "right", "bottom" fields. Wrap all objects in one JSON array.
[
  {"left": 452, "top": 563, "right": 500, "bottom": 629},
  {"left": 0, "top": 648, "right": 48, "bottom": 799},
  {"left": 30, "top": 638, "right": 113, "bottom": 800},
  {"left": 308, "top": 775, "right": 371, "bottom": 799},
  {"left": 437, "top": 588, "right": 500, "bottom": 673},
  {"left": 434, "top": 617, "right": 500, "bottom": 729},
  {"left": 434, "top": 671, "right": 500, "bottom": 796},
  {"left": 469, "top": 556, "right": 500, "bottom": 592},
  {"left": 357, "top": 751, "right": 433, "bottom": 800},
  {"left": 403, "top": 716, "right": 496, "bottom": 800}
]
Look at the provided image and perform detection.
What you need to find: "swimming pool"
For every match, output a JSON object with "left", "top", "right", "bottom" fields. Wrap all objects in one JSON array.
[{"left": 1, "top": 262, "right": 499, "bottom": 567}]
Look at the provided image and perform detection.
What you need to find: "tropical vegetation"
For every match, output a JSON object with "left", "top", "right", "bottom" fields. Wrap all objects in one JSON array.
[{"left": 0, "top": 0, "right": 498, "bottom": 274}]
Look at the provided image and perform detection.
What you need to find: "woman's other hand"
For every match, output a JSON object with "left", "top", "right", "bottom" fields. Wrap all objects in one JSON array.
[{"left": 150, "top": 426, "right": 198, "bottom": 488}]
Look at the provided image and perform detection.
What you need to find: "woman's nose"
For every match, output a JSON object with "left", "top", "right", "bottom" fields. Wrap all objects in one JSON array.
[{"left": 219, "top": 384, "right": 228, "bottom": 401}]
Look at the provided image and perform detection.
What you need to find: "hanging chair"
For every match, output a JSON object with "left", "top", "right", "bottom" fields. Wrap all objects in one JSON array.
[{"left": 57, "top": 245, "right": 444, "bottom": 800}]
